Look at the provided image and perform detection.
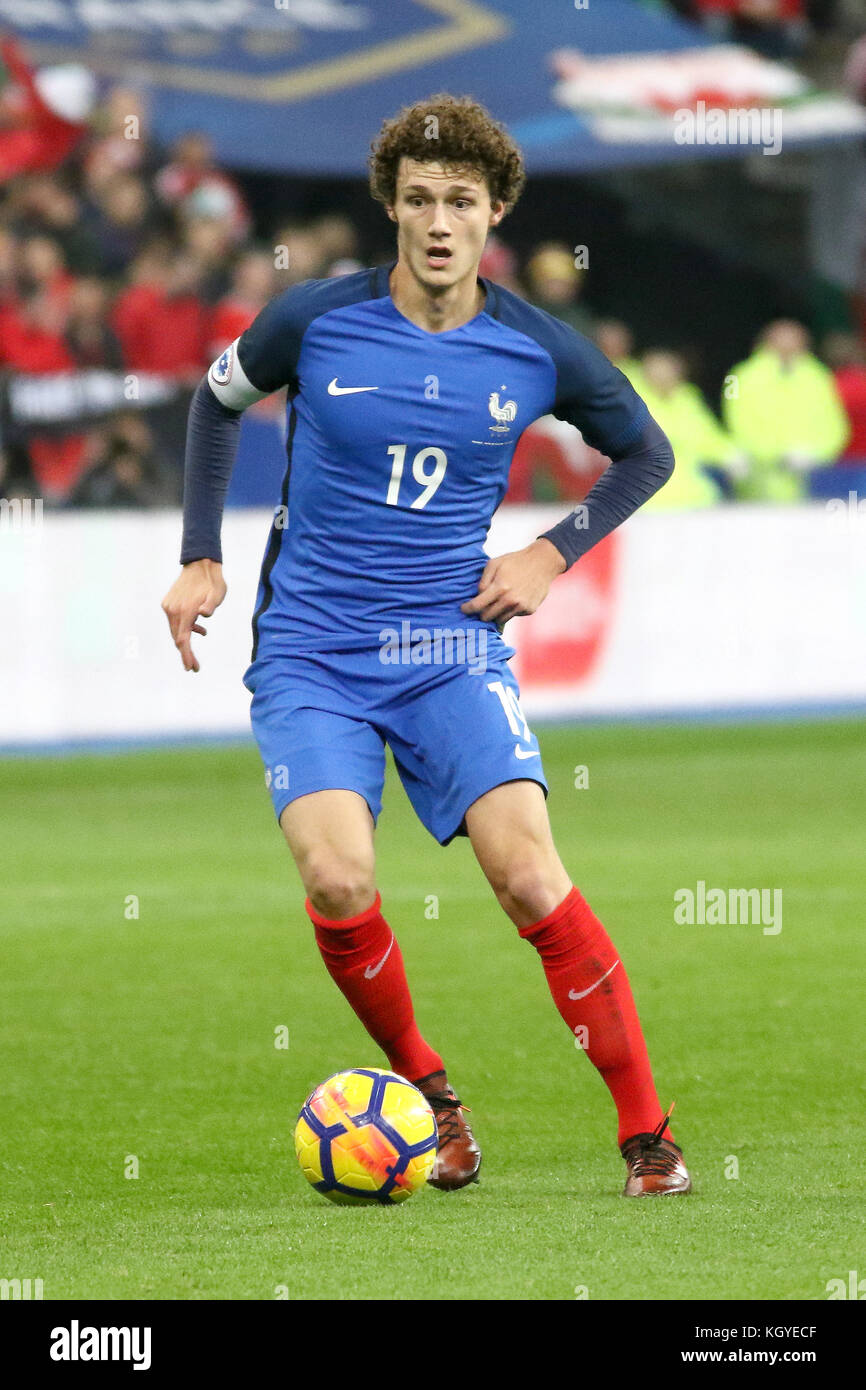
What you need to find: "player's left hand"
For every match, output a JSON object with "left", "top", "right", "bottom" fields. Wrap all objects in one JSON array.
[{"left": 460, "top": 538, "right": 567, "bottom": 624}]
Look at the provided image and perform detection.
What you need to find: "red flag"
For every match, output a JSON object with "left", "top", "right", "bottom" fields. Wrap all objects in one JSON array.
[{"left": 0, "top": 36, "right": 88, "bottom": 181}]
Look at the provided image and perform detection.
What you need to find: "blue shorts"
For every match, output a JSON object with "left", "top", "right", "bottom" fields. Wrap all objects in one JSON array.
[{"left": 243, "top": 637, "right": 547, "bottom": 846}]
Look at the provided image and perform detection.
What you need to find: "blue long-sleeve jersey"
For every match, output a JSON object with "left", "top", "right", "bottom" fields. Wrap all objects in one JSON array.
[{"left": 182, "top": 263, "right": 673, "bottom": 660}]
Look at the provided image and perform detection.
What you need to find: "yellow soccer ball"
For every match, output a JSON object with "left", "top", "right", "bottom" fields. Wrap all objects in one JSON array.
[{"left": 294, "top": 1068, "right": 438, "bottom": 1204}]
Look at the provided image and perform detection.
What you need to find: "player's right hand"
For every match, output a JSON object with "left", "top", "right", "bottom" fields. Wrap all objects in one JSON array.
[{"left": 161, "top": 559, "right": 227, "bottom": 673}]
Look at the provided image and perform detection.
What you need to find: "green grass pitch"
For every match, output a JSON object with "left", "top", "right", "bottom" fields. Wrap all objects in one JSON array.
[{"left": 1, "top": 717, "right": 863, "bottom": 1301}]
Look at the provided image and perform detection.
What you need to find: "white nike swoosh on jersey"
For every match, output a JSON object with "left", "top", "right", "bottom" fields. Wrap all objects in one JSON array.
[
  {"left": 364, "top": 935, "right": 395, "bottom": 979},
  {"left": 514, "top": 745, "right": 540, "bottom": 760},
  {"left": 568, "top": 959, "right": 620, "bottom": 1000},
  {"left": 328, "top": 378, "right": 379, "bottom": 395}
]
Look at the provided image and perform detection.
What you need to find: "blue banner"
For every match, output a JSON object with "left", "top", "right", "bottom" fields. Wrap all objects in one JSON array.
[{"left": 4, "top": 0, "right": 864, "bottom": 173}]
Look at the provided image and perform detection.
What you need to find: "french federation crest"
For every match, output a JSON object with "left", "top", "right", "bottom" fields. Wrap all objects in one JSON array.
[
  {"left": 488, "top": 389, "right": 517, "bottom": 433},
  {"left": 212, "top": 344, "right": 234, "bottom": 385}
]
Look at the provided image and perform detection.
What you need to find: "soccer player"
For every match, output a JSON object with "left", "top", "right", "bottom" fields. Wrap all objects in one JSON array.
[{"left": 162, "top": 95, "right": 691, "bottom": 1197}]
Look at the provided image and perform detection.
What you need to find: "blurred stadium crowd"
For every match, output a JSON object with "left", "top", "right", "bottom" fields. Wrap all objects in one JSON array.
[
  {"left": 2, "top": 2, "right": 866, "bottom": 514},
  {"left": 656, "top": 0, "right": 858, "bottom": 59}
]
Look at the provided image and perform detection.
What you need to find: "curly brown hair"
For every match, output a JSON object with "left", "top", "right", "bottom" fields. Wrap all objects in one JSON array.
[{"left": 368, "top": 93, "right": 525, "bottom": 214}]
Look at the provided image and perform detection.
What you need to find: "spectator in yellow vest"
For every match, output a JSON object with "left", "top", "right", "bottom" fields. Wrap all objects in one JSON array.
[
  {"left": 594, "top": 319, "right": 646, "bottom": 395},
  {"left": 722, "top": 320, "right": 850, "bottom": 501},
  {"left": 637, "top": 351, "right": 744, "bottom": 511}
]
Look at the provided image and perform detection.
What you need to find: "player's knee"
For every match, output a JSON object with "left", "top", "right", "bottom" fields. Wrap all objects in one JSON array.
[
  {"left": 493, "top": 858, "right": 568, "bottom": 929},
  {"left": 302, "top": 849, "right": 376, "bottom": 921}
]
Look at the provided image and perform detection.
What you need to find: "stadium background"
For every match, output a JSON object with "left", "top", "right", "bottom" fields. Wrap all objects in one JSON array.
[{"left": 1, "top": 0, "right": 865, "bottom": 1305}]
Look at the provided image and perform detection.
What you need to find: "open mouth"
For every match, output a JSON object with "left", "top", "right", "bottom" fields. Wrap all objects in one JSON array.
[{"left": 426, "top": 246, "right": 452, "bottom": 269}]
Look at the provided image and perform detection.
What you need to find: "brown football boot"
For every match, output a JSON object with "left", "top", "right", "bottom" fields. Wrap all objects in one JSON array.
[
  {"left": 413, "top": 1070, "right": 481, "bottom": 1191},
  {"left": 620, "top": 1107, "right": 692, "bottom": 1197}
]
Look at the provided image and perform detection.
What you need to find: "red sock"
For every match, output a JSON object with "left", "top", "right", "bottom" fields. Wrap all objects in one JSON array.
[
  {"left": 306, "top": 892, "right": 444, "bottom": 1084},
  {"left": 519, "top": 885, "right": 672, "bottom": 1147}
]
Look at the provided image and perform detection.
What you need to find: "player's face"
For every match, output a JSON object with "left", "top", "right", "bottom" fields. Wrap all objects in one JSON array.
[{"left": 389, "top": 159, "right": 504, "bottom": 292}]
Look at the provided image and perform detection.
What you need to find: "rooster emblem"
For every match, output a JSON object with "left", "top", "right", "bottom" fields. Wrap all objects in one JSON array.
[{"left": 488, "top": 390, "right": 517, "bottom": 432}]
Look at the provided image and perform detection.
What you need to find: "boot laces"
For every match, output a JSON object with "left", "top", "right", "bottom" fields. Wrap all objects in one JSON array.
[
  {"left": 427, "top": 1092, "right": 469, "bottom": 1149},
  {"left": 623, "top": 1103, "right": 680, "bottom": 1176}
]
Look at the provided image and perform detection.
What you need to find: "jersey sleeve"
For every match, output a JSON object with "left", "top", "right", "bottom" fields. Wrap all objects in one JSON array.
[
  {"left": 179, "top": 379, "right": 242, "bottom": 564},
  {"left": 485, "top": 283, "right": 649, "bottom": 453},
  {"left": 484, "top": 288, "right": 671, "bottom": 567},
  {"left": 235, "top": 282, "right": 311, "bottom": 394},
  {"left": 180, "top": 284, "right": 313, "bottom": 562},
  {"left": 183, "top": 269, "right": 381, "bottom": 565},
  {"left": 205, "top": 280, "right": 318, "bottom": 407},
  {"left": 538, "top": 415, "right": 675, "bottom": 570},
  {"left": 546, "top": 317, "right": 649, "bottom": 455}
]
